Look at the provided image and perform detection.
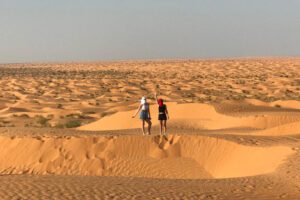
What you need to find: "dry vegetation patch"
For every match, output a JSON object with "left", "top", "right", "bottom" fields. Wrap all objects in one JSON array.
[{"left": 0, "top": 58, "right": 299, "bottom": 128}]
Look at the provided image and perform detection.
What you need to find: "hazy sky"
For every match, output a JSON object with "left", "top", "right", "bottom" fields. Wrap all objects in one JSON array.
[{"left": 0, "top": 0, "right": 299, "bottom": 63}]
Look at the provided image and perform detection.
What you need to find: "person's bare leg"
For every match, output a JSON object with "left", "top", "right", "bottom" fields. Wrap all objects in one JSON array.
[
  {"left": 163, "top": 120, "right": 167, "bottom": 135},
  {"left": 159, "top": 121, "right": 163, "bottom": 135},
  {"left": 146, "top": 119, "right": 152, "bottom": 135},
  {"left": 141, "top": 120, "right": 146, "bottom": 135}
]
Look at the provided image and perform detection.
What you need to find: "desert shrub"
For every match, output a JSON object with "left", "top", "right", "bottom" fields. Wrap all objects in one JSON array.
[
  {"left": 85, "top": 111, "right": 96, "bottom": 114},
  {"left": 65, "top": 120, "right": 81, "bottom": 128},
  {"left": 1, "top": 120, "right": 10, "bottom": 124},
  {"left": 235, "top": 79, "right": 246, "bottom": 85},
  {"left": 242, "top": 89, "right": 250, "bottom": 94},
  {"left": 20, "top": 114, "right": 30, "bottom": 118},
  {"left": 54, "top": 123, "right": 65, "bottom": 128},
  {"left": 66, "top": 113, "right": 85, "bottom": 119},
  {"left": 233, "top": 94, "right": 246, "bottom": 100},
  {"left": 263, "top": 96, "right": 276, "bottom": 102},
  {"left": 293, "top": 79, "right": 300, "bottom": 86},
  {"left": 35, "top": 115, "right": 49, "bottom": 127},
  {"left": 47, "top": 114, "right": 54, "bottom": 119},
  {"left": 57, "top": 103, "right": 63, "bottom": 109},
  {"left": 31, "top": 100, "right": 40, "bottom": 104}
]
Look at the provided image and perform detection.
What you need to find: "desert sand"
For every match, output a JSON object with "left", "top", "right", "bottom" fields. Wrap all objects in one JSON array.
[{"left": 0, "top": 58, "right": 299, "bottom": 199}]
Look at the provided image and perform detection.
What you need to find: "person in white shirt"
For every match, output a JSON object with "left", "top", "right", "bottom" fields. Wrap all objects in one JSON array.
[{"left": 132, "top": 96, "right": 152, "bottom": 135}]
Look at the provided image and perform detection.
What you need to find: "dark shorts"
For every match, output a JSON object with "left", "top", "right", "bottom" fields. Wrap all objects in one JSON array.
[
  {"left": 140, "top": 110, "right": 150, "bottom": 120},
  {"left": 158, "top": 114, "right": 167, "bottom": 121}
]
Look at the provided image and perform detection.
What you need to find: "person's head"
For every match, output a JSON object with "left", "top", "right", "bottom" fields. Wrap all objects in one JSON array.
[
  {"left": 158, "top": 98, "right": 164, "bottom": 107},
  {"left": 141, "top": 96, "right": 147, "bottom": 104}
]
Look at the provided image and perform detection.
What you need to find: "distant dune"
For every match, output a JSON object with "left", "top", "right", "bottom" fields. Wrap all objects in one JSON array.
[{"left": 0, "top": 58, "right": 299, "bottom": 199}]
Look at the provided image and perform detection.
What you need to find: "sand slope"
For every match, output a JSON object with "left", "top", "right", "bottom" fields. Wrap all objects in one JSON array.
[
  {"left": 0, "top": 134, "right": 294, "bottom": 179},
  {"left": 78, "top": 102, "right": 300, "bottom": 137}
]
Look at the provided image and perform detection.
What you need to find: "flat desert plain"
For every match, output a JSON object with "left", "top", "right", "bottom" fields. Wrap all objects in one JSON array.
[{"left": 0, "top": 58, "right": 299, "bottom": 199}]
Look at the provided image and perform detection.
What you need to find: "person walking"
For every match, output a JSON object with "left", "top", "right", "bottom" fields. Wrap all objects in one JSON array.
[
  {"left": 132, "top": 96, "right": 152, "bottom": 135},
  {"left": 155, "top": 93, "right": 169, "bottom": 135}
]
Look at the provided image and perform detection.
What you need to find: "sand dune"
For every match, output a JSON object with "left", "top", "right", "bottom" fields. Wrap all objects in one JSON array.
[
  {"left": 0, "top": 59, "right": 299, "bottom": 199},
  {"left": 1, "top": 58, "right": 300, "bottom": 129},
  {"left": 0, "top": 134, "right": 293, "bottom": 179},
  {"left": 253, "top": 121, "right": 300, "bottom": 136},
  {"left": 78, "top": 102, "right": 300, "bottom": 137}
]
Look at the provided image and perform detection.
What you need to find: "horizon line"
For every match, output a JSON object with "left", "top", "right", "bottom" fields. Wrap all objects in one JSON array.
[{"left": 1, "top": 55, "right": 300, "bottom": 65}]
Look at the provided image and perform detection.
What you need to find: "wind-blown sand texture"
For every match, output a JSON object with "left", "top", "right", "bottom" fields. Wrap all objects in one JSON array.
[{"left": 0, "top": 58, "right": 299, "bottom": 199}]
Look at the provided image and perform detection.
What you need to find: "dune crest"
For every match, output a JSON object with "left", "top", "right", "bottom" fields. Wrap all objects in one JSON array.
[{"left": 78, "top": 102, "right": 300, "bottom": 137}]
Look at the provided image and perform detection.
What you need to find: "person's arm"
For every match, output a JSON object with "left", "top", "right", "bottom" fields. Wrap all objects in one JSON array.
[
  {"left": 132, "top": 104, "right": 142, "bottom": 118},
  {"left": 148, "top": 105, "right": 151, "bottom": 119},
  {"left": 165, "top": 106, "right": 169, "bottom": 119},
  {"left": 154, "top": 92, "right": 158, "bottom": 104}
]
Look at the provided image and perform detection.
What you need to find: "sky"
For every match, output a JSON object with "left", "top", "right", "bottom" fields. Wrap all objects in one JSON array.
[{"left": 0, "top": 0, "right": 299, "bottom": 63}]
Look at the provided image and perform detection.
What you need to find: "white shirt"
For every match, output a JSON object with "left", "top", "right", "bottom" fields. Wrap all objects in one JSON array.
[{"left": 141, "top": 102, "right": 149, "bottom": 111}]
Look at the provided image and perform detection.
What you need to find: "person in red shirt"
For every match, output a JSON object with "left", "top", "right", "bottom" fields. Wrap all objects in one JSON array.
[{"left": 155, "top": 93, "right": 169, "bottom": 135}]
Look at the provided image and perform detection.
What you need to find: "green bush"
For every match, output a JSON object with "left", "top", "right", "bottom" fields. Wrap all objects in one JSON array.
[{"left": 65, "top": 120, "right": 81, "bottom": 128}]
